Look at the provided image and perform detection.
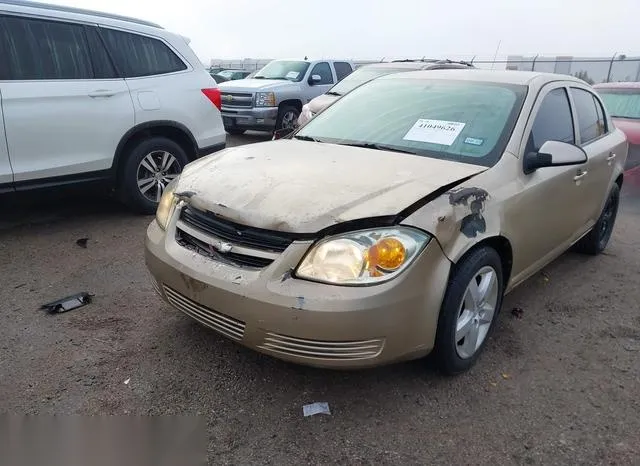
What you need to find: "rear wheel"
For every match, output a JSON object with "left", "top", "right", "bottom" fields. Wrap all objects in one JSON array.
[
  {"left": 574, "top": 183, "right": 620, "bottom": 255},
  {"left": 276, "top": 105, "right": 300, "bottom": 131},
  {"left": 120, "top": 137, "right": 189, "bottom": 214},
  {"left": 433, "top": 247, "right": 504, "bottom": 375}
]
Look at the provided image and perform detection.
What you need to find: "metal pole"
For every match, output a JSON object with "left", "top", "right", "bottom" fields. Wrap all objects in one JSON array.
[
  {"left": 531, "top": 54, "right": 539, "bottom": 71},
  {"left": 606, "top": 52, "right": 617, "bottom": 82},
  {"left": 491, "top": 40, "right": 502, "bottom": 70}
]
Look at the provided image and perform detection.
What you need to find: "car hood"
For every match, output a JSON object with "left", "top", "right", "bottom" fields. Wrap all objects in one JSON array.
[
  {"left": 218, "top": 78, "right": 295, "bottom": 92},
  {"left": 176, "top": 140, "right": 487, "bottom": 233},
  {"left": 611, "top": 117, "right": 640, "bottom": 145},
  {"left": 308, "top": 93, "right": 340, "bottom": 113}
]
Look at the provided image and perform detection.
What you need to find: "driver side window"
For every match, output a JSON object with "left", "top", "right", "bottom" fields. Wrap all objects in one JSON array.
[
  {"left": 527, "top": 88, "right": 575, "bottom": 153},
  {"left": 310, "top": 62, "right": 334, "bottom": 85}
]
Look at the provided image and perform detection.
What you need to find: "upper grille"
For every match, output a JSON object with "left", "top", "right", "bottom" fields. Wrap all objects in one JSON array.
[
  {"left": 180, "top": 206, "right": 296, "bottom": 253},
  {"left": 220, "top": 92, "right": 253, "bottom": 108},
  {"left": 164, "top": 285, "right": 245, "bottom": 341},
  {"left": 259, "top": 332, "right": 385, "bottom": 361}
]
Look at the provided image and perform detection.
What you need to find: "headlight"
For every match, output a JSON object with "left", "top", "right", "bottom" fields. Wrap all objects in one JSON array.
[
  {"left": 255, "top": 92, "right": 276, "bottom": 107},
  {"left": 155, "top": 177, "right": 180, "bottom": 230},
  {"left": 296, "top": 227, "right": 431, "bottom": 285}
]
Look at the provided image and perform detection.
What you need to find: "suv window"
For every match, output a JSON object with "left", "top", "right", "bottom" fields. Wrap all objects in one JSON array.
[
  {"left": 85, "top": 27, "right": 117, "bottom": 79},
  {"left": 333, "top": 62, "right": 353, "bottom": 81},
  {"left": 528, "top": 88, "right": 575, "bottom": 152},
  {"left": 310, "top": 62, "right": 334, "bottom": 85},
  {"left": 0, "top": 15, "right": 93, "bottom": 80},
  {"left": 571, "top": 88, "right": 605, "bottom": 144},
  {"left": 100, "top": 28, "right": 187, "bottom": 78}
]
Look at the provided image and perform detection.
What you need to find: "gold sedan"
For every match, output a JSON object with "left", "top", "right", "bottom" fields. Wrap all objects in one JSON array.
[{"left": 146, "top": 70, "right": 627, "bottom": 374}]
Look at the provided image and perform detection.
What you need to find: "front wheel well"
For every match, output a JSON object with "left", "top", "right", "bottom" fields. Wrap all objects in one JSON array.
[
  {"left": 278, "top": 99, "right": 303, "bottom": 112},
  {"left": 114, "top": 123, "right": 197, "bottom": 184},
  {"left": 456, "top": 236, "right": 513, "bottom": 288},
  {"left": 615, "top": 173, "right": 623, "bottom": 189}
]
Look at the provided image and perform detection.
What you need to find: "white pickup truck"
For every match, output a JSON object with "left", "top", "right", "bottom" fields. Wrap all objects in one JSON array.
[{"left": 217, "top": 58, "right": 355, "bottom": 134}]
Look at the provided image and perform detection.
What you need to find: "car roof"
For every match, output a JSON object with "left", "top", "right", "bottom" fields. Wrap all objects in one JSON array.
[
  {"left": 593, "top": 81, "right": 640, "bottom": 89},
  {"left": 0, "top": 0, "right": 163, "bottom": 28},
  {"left": 380, "top": 69, "right": 587, "bottom": 87}
]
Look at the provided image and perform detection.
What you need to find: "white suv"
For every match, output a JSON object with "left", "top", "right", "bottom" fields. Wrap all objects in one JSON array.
[{"left": 0, "top": 0, "right": 226, "bottom": 213}]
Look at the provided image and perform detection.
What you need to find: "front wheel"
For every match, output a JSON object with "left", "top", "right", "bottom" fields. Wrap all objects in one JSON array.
[
  {"left": 574, "top": 183, "right": 620, "bottom": 255},
  {"left": 120, "top": 137, "right": 189, "bottom": 215},
  {"left": 433, "top": 247, "right": 504, "bottom": 375},
  {"left": 276, "top": 105, "right": 300, "bottom": 131}
]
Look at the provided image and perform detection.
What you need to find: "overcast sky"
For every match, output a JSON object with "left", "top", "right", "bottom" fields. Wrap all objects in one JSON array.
[{"left": 51, "top": 0, "right": 640, "bottom": 63}]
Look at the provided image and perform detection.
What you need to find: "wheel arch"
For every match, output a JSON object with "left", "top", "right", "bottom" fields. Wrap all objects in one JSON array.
[
  {"left": 451, "top": 236, "right": 514, "bottom": 290},
  {"left": 111, "top": 121, "right": 198, "bottom": 185},
  {"left": 278, "top": 99, "right": 303, "bottom": 112}
]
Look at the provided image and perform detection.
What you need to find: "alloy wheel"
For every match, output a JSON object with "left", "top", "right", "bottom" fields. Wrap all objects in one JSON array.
[{"left": 136, "top": 151, "right": 181, "bottom": 203}]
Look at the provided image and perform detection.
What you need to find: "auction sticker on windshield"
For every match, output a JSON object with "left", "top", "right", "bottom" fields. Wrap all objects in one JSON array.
[
  {"left": 403, "top": 119, "right": 466, "bottom": 146},
  {"left": 286, "top": 71, "right": 300, "bottom": 79}
]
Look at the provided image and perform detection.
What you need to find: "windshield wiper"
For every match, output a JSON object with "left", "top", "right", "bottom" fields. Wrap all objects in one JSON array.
[
  {"left": 337, "top": 142, "right": 418, "bottom": 155},
  {"left": 294, "top": 135, "right": 322, "bottom": 142},
  {"left": 325, "top": 91, "right": 342, "bottom": 96}
]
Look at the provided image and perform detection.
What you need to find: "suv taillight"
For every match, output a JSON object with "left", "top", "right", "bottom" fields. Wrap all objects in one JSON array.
[{"left": 202, "top": 88, "right": 221, "bottom": 110}]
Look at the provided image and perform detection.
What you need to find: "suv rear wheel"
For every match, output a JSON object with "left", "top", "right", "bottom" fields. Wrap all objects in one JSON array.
[{"left": 120, "top": 136, "right": 189, "bottom": 214}]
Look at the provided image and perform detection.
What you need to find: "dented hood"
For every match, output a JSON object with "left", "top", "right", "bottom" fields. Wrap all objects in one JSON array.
[{"left": 177, "top": 140, "right": 487, "bottom": 233}]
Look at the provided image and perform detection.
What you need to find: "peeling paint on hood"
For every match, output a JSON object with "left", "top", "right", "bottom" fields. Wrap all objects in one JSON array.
[{"left": 177, "top": 140, "right": 487, "bottom": 233}]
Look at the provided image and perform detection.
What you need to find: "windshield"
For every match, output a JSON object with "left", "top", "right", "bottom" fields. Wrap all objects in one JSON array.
[
  {"left": 296, "top": 78, "right": 527, "bottom": 167},
  {"left": 598, "top": 89, "right": 640, "bottom": 119},
  {"left": 216, "top": 70, "right": 235, "bottom": 79},
  {"left": 328, "top": 67, "right": 412, "bottom": 96},
  {"left": 254, "top": 60, "right": 310, "bottom": 82}
]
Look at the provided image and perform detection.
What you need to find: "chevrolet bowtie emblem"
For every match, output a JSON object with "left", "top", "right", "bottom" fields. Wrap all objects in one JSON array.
[{"left": 223, "top": 94, "right": 233, "bottom": 102}]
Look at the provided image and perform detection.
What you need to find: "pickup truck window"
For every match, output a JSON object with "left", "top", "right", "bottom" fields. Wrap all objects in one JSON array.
[
  {"left": 334, "top": 62, "right": 354, "bottom": 81},
  {"left": 310, "top": 62, "right": 334, "bottom": 85},
  {"left": 254, "top": 60, "right": 310, "bottom": 82}
]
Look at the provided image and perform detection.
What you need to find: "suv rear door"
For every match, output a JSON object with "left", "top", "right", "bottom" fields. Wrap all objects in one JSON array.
[
  {"left": 0, "top": 15, "right": 134, "bottom": 184},
  {"left": 0, "top": 89, "right": 12, "bottom": 190}
]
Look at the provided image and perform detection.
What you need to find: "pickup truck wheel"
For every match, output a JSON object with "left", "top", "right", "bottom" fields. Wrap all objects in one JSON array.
[
  {"left": 276, "top": 106, "right": 300, "bottom": 131},
  {"left": 120, "top": 136, "right": 189, "bottom": 215},
  {"left": 574, "top": 183, "right": 620, "bottom": 255}
]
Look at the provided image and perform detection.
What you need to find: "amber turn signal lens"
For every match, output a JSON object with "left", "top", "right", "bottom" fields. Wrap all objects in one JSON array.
[{"left": 367, "top": 237, "right": 406, "bottom": 272}]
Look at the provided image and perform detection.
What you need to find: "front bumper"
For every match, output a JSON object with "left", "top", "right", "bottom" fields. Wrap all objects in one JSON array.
[
  {"left": 221, "top": 106, "right": 278, "bottom": 132},
  {"left": 145, "top": 216, "right": 452, "bottom": 369}
]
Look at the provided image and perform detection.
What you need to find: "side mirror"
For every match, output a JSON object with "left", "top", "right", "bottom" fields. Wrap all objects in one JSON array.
[
  {"left": 523, "top": 140, "right": 587, "bottom": 174},
  {"left": 309, "top": 74, "right": 322, "bottom": 85}
]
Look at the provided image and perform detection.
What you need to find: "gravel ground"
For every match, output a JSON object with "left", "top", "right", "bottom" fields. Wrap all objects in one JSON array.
[{"left": 1, "top": 134, "right": 639, "bottom": 465}]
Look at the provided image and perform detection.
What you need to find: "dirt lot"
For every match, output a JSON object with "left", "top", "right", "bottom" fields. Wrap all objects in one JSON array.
[{"left": 1, "top": 134, "right": 639, "bottom": 465}]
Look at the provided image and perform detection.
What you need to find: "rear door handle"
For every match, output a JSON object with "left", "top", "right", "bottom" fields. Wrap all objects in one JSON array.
[
  {"left": 606, "top": 152, "right": 616, "bottom": 163},
  {"left": 88, "top": 89, "right": 115, "bottom": 98},
  {"left": 574, "top": 170, "right": 588, "bottom": 181}
]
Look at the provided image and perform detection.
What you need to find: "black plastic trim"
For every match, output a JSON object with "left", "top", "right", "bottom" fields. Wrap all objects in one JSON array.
[
  {"left": 197, "top": 141, "right": 226, "bottom": 157},
  {"left": 12, "top": 170, "right": 111, "bottom": 191}
]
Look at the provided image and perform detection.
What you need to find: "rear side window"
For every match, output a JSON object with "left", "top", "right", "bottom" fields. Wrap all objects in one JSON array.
[
  {"left": 570, "top": 88, "right": 606, "bottom": 144},
  {"left": 593, "top": 94, "right": 607, "bottom": 135},
  {"left": 85, "top": 27, "right": 117, "bottom": 79},
  {"left": 333, "top": 62, "right": 353, "bottom": 81},
  {"left": 0, "top": 15, "right": 93, "bottom": 80},
  {"left": 310, "top": 62, "right": 334, "bottom": 85},
  {"left": 100, "top": 28, "right": 187, "bottom": 78},
  {"left": 528, "top": 88, "right": 575, "bottom": 152}
]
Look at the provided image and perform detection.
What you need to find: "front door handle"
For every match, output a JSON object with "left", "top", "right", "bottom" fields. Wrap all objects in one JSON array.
[
  {"left": 88, "top": 89, "right": 115, "bottom": 98},
  {"left": 606, "top": 152, "right": 616, "bottom": 164},
  {"left": 574, "top": 170, "right": 588, "bottom": 181}
]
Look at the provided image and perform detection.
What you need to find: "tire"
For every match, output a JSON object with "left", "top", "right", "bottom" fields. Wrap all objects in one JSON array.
[
  {"left": 226, "top": 128, "right": 246, "bottom": 136},
  {"left": 433, "top": 247, "right": 504, "bottom": 375},
  {"left": 120, "top": 136, "right": 189, "bottom": 215},
  {"left": 574, "top": 183, "right": 620, "bottom": 255},
  {"left": 276, "top": 105, "right": 300, "bottom": 131}
]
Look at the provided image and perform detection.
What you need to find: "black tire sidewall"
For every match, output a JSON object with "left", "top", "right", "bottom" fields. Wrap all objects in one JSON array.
[
  {"left": 121, "top": 137, "right": 189, "bottom": 214},
  {"left": 595, "top": 183, "right": 620, "bottom": 252},
  {"left": 276, "top": 106, "right": 300, "bottom": 130},
  {"left": 434, "top": 247, "right": 504, "bottom": 375}
]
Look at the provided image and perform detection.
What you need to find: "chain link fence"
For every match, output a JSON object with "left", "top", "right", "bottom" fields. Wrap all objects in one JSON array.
[{"left": 209, "top": 55, "right": 640, "bottom": 84}]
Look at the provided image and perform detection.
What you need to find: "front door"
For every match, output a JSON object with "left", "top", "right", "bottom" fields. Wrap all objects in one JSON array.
[
  {"left": 508, "top": 85, "right": 589, "bottom": 281},
  {"left": 304, "top": 62, "right": 335, "bottom": 102},
  {"left": 0, "top": 15, "right": 134, "bottom": 183}
]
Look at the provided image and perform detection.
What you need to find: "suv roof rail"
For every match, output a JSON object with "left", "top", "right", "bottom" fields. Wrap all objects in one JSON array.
[
  {"left": 392, "top": 58, "right": 474, "bottom": 67},
  {"left": 391, "top": 58, "right": 440, "bottom": 63},
  {"left": 0, "top": 0, "right": 164, "bottom": 29}
]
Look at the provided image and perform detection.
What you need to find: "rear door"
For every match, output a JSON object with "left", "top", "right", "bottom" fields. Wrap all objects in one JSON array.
[
  {"left": 0, "top": 15, "right": 133, "bottom": 183},
  {"left": 333, "top": 62, "right": 354, "bottom": 82},
  {"left": 568, "top": 86, "right": 617, "bottom": 222},
  {"left": 0, "top": 89, "right": 12, "bottom": 189}
]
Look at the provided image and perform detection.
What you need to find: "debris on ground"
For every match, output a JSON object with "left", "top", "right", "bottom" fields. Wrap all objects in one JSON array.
[
  {"left": 76, "top": 237, "right": 89, "bottom": 248},
  {"left": 41, "top": 292, "right": 93, "bottom": 314},
  {"left": 542, "top": 273, "right": 550, "bottom": 282},
  {"left": 511, "top": 307, "right": 524, "bottom": 319},
  {"left": 501, "top": 373, "right": 511, "bottom": 380},
  {"left": 14, "top": 283, "right": 26, "bottom": 289},
  {"left": 124, "top": 378, "right": 131, "bottom": 385},
  {"left": 303, "top": 402, "right": 331, "bottom": 417}
]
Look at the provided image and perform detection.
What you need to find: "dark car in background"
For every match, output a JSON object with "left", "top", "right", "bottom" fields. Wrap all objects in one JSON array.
[{"left": 213, "top": 69, "right": 252, "bottom": 83}]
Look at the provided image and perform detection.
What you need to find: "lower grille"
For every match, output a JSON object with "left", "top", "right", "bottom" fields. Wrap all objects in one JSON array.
[
  {"left": 259, "top": 333, "right": 384, "bottom": 361},
  {"left": 163, "top": 286, "right": 245, "bottom": 341}
]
